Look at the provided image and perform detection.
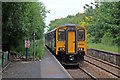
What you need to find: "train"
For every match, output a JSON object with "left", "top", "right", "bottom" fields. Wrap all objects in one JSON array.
[{"left": 45, "top": 24, "right": 86, "bottom": 65}]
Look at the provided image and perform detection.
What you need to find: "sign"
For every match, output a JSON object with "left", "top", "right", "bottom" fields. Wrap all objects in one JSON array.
[{"left": 25, "top": 39, "right": 30, "bottom": 48}]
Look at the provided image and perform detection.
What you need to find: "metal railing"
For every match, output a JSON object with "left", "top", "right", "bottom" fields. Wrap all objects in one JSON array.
[{"left": 2, "top": 51, "right": 9, "bottom": 68}]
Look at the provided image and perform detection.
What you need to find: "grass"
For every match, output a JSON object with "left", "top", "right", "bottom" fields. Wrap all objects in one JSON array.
[{"left": 87, "top": 43, "right": 120, "bottom": 53}]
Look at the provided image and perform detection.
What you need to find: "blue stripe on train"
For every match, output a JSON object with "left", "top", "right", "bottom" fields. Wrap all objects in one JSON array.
[{"left": 54, "top": 30, "right": 56, "bottom": 47}]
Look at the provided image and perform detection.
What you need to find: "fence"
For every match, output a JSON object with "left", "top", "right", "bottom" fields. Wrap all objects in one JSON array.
[
  {"left": 2, "top": 51, "right": 9, "bottom": 67},
  {"left": 0, "top": 51, "right": 2, "bottom": 71}
]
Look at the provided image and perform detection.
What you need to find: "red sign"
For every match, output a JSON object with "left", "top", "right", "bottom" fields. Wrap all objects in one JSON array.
[{"left": 25, "top": 40, "right": 30, "bottom": 48}]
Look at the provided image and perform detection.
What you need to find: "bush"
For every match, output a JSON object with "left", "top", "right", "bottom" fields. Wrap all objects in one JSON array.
[
  {"left": 10, "top": 39, "right": 44, "bottom": 60},
  {"left": 35, "top": 39, "right": 44, "bottom": 59},
  {"left": 87, "top": 34, "right": 93, "bottom": 43},
  {"left": 101, "top": 32, "right": 114, "bottom": 46},
  {"left": 10, "top": 40, "right": 25, "bottom": 55},
  {"left": 27, "top": 39, "right": 44, "bottom": 59}
]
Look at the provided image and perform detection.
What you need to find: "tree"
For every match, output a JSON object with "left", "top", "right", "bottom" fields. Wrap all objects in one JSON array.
[
  {"left": 48, "top": 2, "right": 120, "bottom": 46},
  {"left": 2, "top": 2, "right": 48, "bottom": 54}
]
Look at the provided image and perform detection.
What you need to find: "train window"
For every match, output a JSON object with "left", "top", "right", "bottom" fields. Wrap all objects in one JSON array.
[
  {"left": 58, "top": 29, "right": 65, "bottom": 41},
  {"left": 78, "top": 29, "right": 85, "bottom": 41}
]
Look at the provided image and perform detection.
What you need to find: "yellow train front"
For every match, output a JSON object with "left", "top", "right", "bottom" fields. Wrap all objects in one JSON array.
[{"left": 45, "top": 24, "right": 86, "bottom": 65}]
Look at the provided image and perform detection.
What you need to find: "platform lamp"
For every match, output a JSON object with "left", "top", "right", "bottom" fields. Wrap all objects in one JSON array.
[{"left": 32, "top": 32, "right": 36, "bottom": 61}]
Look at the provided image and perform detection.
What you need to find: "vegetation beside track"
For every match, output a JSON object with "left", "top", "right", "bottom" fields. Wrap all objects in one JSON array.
[
  {"left": 2, "top": 2, "right": 48, "bottom": 59},
  {"left": 28, "top": 39, "right": 45, "bottom": 59},
  {"left": 87, "top": 43, "right": 119, "bottom": 53}
]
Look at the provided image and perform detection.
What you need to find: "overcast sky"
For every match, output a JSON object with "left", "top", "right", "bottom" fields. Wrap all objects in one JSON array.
[{"left": 39, "top": 0, "right": 94, "bottom": 26}]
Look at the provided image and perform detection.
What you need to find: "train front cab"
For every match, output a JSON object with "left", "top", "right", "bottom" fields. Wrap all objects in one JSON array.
[{"left": 56, "top": 25, "right": 86, "bottom": 65}]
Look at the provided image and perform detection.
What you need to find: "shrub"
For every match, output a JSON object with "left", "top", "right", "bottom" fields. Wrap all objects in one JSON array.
[{"left": 101, "top": 32, "right": 114, "bottom": 46}]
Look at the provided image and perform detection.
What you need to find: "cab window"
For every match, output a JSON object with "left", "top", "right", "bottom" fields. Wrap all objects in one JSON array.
[
  {"left": 78, "top": 29, "right": 85, "bottom": 41},
  {"left": 58, "top": 29, "right": 65, "bottom": 41}
]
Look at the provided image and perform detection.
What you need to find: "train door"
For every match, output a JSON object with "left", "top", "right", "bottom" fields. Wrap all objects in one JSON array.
[{"left": 68, "top": 31, "right": 75, "bottom": 53}]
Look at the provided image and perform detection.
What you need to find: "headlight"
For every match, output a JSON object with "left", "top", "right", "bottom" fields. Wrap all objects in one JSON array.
[
  {"left": 59, "top": 47, "right": 65, "bottom": 51},
  {"left": 69, "top": 55, "right": 74, "bottom": 60},
  {"left": 78, "top": 48, "right": 84, "bottom": 51},
  {"left": 80, "top": 48, "right": 84, "bottom": 50}
]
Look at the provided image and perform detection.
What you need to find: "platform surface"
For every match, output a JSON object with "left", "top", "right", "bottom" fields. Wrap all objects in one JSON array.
[
  {"left": 40, "top": 47, "right": 71, "bottom": 78},
  {"left": 2, "top": 61, "right": 41, "bottom": 78},
  {"left": 2, "top": 47, "right": 71, "bottom": 78}
]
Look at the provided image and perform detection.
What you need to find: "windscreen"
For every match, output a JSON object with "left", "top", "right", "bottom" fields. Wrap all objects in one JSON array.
[
  {"left": 78, "top": 29, "right": 85, "bottom": 41},
  {"left": 58, "top": 29, "right": 65, "bottom": 41}
]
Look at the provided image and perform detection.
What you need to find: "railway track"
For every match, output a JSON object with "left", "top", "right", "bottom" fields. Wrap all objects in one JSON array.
[
  {"left": 66, "top": 66, "right": 95, "bottom": 79},
  {"left": 65, "top": 55, "right": 119, "bottom": 78},
  {"left": 78, "top": 66, "right": 96, "bottom": 79},
  {"left": 86, "top": 55, "right": 120, "bottom": 70},
  {"left": 85, "top": 55, "right": 120, "bottom": 78},
  {"left": 48, "top": 45, "right": 119, "bottom": 78}
]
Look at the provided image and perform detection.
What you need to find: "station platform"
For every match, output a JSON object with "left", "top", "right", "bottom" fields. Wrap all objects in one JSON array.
[
  {"left": 40, "top": 47, "right": 71, "bottom": 78},
  {"left": 2, "top": 47, "right": 71, "bottom": 78},
  {"left": 2, "top": 61, "right": 41, "bottom": 78}
]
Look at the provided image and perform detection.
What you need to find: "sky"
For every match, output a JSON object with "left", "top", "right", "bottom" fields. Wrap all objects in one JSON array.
[{"left": 39, "top": 0, "right": 94, "bottom": 26}]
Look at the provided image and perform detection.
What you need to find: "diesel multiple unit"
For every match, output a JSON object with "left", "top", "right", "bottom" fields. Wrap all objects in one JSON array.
[{"left": 45, "top": 24, "right": 86, "bottom": 65}]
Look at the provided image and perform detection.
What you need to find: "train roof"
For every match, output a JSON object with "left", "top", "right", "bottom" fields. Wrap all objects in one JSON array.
[
  {"left": 46, "top": 24, "right": 85, "bottom": 34},
  {"left": 57, "top": 24, "right": 85, "bottom": 28},
  {"left": 45, "top": 28, "right": 56, "bottom": 34},
  {"left": 58, "top": 24, "right": 79, "bottom": 27}
]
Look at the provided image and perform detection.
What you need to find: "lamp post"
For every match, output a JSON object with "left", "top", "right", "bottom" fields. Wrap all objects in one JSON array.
[{"left": 33, "top": 32, "right": 36, "bottom": 61}]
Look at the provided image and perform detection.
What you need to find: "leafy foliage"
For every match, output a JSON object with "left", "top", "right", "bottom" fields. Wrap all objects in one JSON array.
[
  {"left": 2, "top": 2, "right": 48, "bottom": 57},
  {"left": 48, "top": 2, "right": 120, "bottom": 47}
]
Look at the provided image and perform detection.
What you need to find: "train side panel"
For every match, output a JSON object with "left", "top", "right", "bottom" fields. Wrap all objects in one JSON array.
[{"left": 45, "top": 30, "right": 56, "bottom": 54}]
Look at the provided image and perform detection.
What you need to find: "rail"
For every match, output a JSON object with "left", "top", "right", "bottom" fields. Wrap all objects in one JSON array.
[
  {"left": 79, "top": 67, "right": 96, "bottom": 79},
  {"left": 84, "top": 58, "right": 120, "bottom": 78}
]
